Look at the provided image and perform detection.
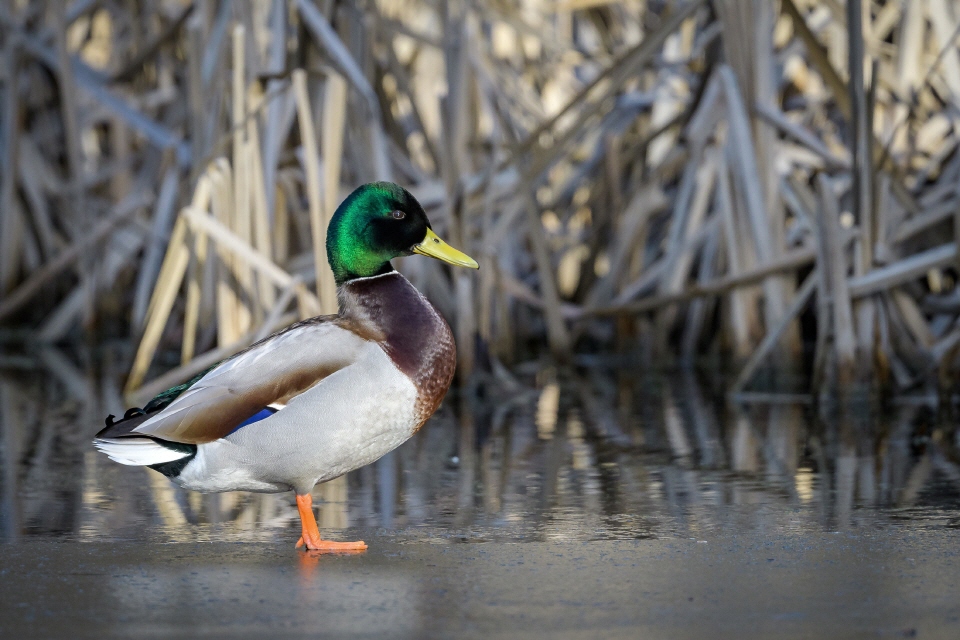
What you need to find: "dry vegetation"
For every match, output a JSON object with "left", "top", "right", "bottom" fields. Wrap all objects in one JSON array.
[{"left": 2, "top": 0, "right": 960, "bottom": 403}]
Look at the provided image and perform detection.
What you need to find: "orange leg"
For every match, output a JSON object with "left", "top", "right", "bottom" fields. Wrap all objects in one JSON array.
[{"left": 294, "top": 493, "right": 367, "bottom": 552}]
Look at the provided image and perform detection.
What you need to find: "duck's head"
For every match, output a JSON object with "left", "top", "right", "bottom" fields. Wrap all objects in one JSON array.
[{"left": 326, "top": 182, "right": 478, "bottom": 285}]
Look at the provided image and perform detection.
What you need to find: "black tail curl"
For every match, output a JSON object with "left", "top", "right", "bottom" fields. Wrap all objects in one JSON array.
[{"left": 104, "top": 407, "right": 146, "bottom": 428}]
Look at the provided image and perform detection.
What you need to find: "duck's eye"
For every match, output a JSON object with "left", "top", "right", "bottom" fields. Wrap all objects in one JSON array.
[{"left": 391, "top": 210, "right": 406, "bottom": 220}]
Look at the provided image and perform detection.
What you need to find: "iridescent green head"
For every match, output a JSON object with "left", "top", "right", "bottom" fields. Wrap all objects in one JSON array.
[{"left": 326, "top": 182, "right": 477, "bottom": 285}]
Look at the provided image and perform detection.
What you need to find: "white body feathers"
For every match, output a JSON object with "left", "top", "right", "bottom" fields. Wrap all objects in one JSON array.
[{"left": 176, "top": 344, "right": 418, "bottom": 495}]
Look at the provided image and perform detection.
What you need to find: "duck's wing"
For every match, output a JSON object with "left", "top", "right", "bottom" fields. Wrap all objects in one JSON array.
[{"left": 125, "top": 316, "right": 374, "bottom": 444}]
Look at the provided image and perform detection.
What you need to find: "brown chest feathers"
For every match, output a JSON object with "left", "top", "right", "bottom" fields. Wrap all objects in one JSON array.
[{"left": 339, "top": 272, "right": 456, "bottom": 427}]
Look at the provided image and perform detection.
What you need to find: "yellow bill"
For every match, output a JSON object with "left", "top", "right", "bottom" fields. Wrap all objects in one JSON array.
[{"left": 413, "top": 228, "right": 479, "bottom": 269}]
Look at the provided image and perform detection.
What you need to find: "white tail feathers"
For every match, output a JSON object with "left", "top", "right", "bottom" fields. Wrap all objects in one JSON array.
[{"left": 93, "top": 437, "right": 191, "bottom": 466}]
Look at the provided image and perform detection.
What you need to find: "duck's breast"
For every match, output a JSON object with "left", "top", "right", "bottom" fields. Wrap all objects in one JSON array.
[{"left": 342, "top": 272, "right": 457, "bottom": 429}]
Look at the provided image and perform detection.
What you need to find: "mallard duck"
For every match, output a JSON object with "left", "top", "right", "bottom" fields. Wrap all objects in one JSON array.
[{"left": 95, "top": 182, "right": 478, "bottom": 551}]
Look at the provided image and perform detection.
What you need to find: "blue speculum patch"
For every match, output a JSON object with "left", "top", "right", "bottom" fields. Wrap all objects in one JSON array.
[{"left": 229, "top": 407, "right": 277, "bottom": 434}]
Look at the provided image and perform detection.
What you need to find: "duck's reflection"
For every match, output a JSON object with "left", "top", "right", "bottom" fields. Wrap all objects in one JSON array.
[{"left": 2, "top": 346, "right": 959, "bottom": 543}]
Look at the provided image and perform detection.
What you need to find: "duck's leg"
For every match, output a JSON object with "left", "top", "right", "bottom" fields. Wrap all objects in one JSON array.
[{"left": 294, "top": 493, "right": 367, "bottom": 551}]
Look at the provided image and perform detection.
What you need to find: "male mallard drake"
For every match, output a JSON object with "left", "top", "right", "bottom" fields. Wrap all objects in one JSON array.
[{"left": 94, "top": 182, "right": 478, "bottom": 551}]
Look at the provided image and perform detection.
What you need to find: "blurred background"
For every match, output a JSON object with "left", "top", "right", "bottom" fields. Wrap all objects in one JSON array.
[{"left": 1, "top": 0, "right": 960, "bottom": 542}]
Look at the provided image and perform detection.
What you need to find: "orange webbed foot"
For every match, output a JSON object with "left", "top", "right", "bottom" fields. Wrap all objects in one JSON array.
[
  {"left": 297, "top": 535, "right": 367, "bottom": 553},
  {"left": 294, "top": 492, "right": 367, "bottom": 553}
]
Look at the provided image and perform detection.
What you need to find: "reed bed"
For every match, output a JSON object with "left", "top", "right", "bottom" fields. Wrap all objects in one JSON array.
[{"left": 2, "top": 0, "right": 960, "bottom": 404}]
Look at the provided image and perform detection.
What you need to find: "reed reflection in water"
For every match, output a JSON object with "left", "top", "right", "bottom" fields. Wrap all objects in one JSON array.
[{"left": 2, "top": 347, "right": 959, "bottom": 545}]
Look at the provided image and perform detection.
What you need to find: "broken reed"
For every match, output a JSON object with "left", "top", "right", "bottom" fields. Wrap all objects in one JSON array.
[{"left": 2, "top": 0, "right": 960, "bottom": 403}]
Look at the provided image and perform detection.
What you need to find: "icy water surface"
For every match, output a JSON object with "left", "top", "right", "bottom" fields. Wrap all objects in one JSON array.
[
  {"left": 1, "top": 350, "right": 960, "bottom": 545},
  {"left": 1, "top": 349, "right": 960, "bottom": 638}
]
